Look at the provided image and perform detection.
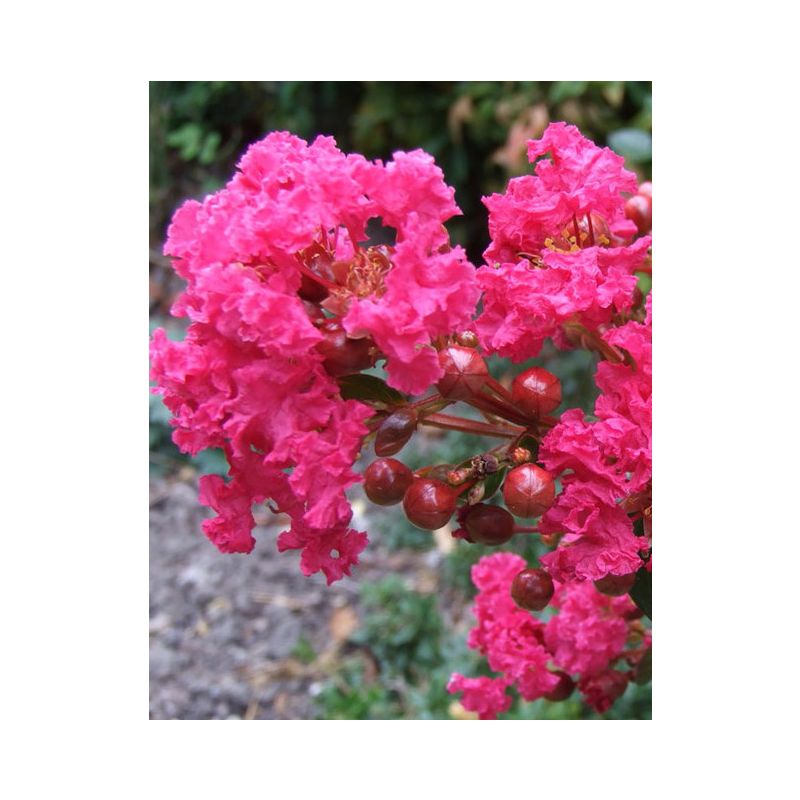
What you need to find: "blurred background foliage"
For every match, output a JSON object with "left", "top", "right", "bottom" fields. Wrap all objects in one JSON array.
[{"left": 149, "top": 81, "right": 652, "bottom": 720}]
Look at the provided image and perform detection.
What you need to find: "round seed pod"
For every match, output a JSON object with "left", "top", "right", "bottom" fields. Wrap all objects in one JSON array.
[
  {"left": 462, "top": 503, "right": 515, "bottom": 546},
  {"left": 511, "top": 367, "right": 561, "bottom": 417},
  {"left": 402, "top": 478, "right": 457, "bottom": 530},
  {"left": 502, "top": 464, "right": 555, "bottom": 518},
  {"left": 510, "top": 567, "right": 554, "bottom": 611},
  {"left": 363, "top": 458, "right": 414, "bottom": 506}
]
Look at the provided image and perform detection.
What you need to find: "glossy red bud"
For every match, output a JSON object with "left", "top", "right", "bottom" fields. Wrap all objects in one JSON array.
[
  {"left": 544, "top": 671, "right": 575, "bottom": 702},
  {"left": 436, "top": 346, "right": 489, "bottom": 400},
  {"left": 587, "top": 670, "right": 629, "bottom": 706},
  {"left": 317, "top": 320, "right": 375, "bottom": 377},
  {"left": 593, "top": 572, "right": 637, "bottom": 597},
  {"left": 502, "top": 464, "right": 555, "bottom": 519},
  {"left": 637, "top": 181, "right": 652, "bottom": 200},
  {"left": 402, "top": 478, "right": 457, "bottom": 530},
  {"left": 456, "top": 331, "right": 480, "bottom": 348},
  {"left": 363, "top": 458, "right": 413, "bottom": 506},
  {"left": 510, "top": 567, "right": 554, "bottom": 611},
  {"left": 374, "top": 409, "right": 418, "bottom": 457},
  {"left": 298, "top": 272, "right": 329, "bottom": 303},
  {"left": 511, "top": 367, "right": 561, "bottom": 417},
  {"left": 624, "top": 194, "right": 652, "bottom": 235},
  {"left": 462, "top": 503, "right": 515, "bottom": 545}
]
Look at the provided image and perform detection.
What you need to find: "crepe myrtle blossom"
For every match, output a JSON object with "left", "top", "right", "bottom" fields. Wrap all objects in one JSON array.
[
  {"left": 447, "top": 553, "right": 649, "bottom": 718},
  {"left": 151, "top": 122, "right": 652, "bottom": 716},
  {"left": 150, "top": 132, "right": 478, "bottom": 581},
  {"left": 475, "top": 121, "right": 651, "bottom": 363}
]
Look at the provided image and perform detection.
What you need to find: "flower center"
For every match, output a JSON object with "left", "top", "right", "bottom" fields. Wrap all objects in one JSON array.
[
  {"left": 544, "top": 212, "right": 611, "bottom": 254},
  {"left": 296, "top": 231, "right": 394, "bottom": 315}
]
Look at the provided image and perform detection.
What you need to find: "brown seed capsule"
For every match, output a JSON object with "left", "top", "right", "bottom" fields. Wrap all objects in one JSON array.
[
  {"left": 510, "top": 567, "right": 554, "bottom": 610},
  {"left": 436, "top": 346, "right": 489, "bottom": 400},
  {"left": 502, "top": 464, "right": 555, "bottom": 518},
  {"left": 511, "top": 367, "right": 562, "bottom": 417},
  {"left": 593, "top": 572, "right": 637, "bottom": 597},
  {"left": 374, "top": 409, "right": 418, "bottom": 457},
  {"left": 402, "top": 478, "right": 457, "bottom": 530},
  {"left": 462, "top": 503, "right": 515, "bottom": 545},
  {"left": 363, "top": 458, "right": 413, "bottom": 506},
  {"left": 544, "top": 671, "right": 575, "bottom": 702}
]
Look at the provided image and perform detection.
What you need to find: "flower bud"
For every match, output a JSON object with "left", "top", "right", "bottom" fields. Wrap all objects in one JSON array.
[
  {"left": 502, "top": 464, "right": 555, "bottom": 518},
  {"left": 298, "top": 272, "right": 329, "bottom": 303},
  {"left": 510, "top": 567, "right": 554, "bottom": 610},
  {"left": 637, "top": 181, "right": 652, "bottom": 200},
  {"left": 511, "top": 367, "right": 561, "bottom": 417},
  {"left": 363, "top": 458, "right": 413, "bottom": 506},
  {"left": 374, "top": 409, "right": 418, "bottom": 457},
  {"left": 317, "top": 320, "right": 375, "bottom": 377},
  {"left": 585, "top": 671, "right": 629, "bottom": 707},
  {"left": 462, "top": 503, "right": 515, "bottom": 545},
  {"left": 436, "top": 346, "right": 489, "bottom": 400},
  {"left": 624, "top": 194, "right": 652, "bottom": 235},
  {"left": 467, "top": 483, "right": 486, "bottom": 505},
  {"left": 593, "top": 572, "right": 637, "bottom": 597},
  {"left": 456, "top": 331, "right": 479, "bottom": 348},
  {"left": 510, "top": 447, "right": 532, "bottom": 466},
  {"left": 544, "top": 671, "right": 575, "bottom": 702},
  {"left": 402, "top": 478, "right": 457, "bottom": 530},
  {"left": 446, "top": 468, "right": 472, "bottom": 486}
]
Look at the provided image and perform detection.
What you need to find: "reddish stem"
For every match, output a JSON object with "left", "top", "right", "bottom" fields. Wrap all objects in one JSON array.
[
  {"left": 468, "top": 392, "right": 538, "bottom": 428},
  {"left": 421, "top": 413, "right": 522, "bottom": 439}
]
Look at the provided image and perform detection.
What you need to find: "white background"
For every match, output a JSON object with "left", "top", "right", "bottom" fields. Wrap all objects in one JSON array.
[{"left": 1, "top": 1, "right": 797, "bottom": 797}]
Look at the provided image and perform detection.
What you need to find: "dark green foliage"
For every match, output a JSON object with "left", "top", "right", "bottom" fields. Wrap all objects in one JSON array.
[{"left": 150, "top": 81, "right": 651, "bottom": 265}]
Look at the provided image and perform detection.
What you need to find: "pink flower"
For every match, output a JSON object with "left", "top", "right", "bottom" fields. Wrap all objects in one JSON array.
[
  {"left": 483, "top": 122, "right": 639, "bottom": 265},
  {"left": 448, "top": 553, "right": 645, "bottom": 717},
  {"left": 344, "top": 215, "right": 479, "bottom": 394},
  {"left": 538, "top": 311, "right": 652, "bottom": 583},
  {"left": 578, "top": 671, "right": 631, "bottom": 714},
  {"left": 151, "top": 132, "right": 476, "bottom": 579},
  {"left": 545, "top": 581, "right": 633, "bottom": 675},
  {"left": 446, "top": 674, "right": 512, "bottom": 720}
]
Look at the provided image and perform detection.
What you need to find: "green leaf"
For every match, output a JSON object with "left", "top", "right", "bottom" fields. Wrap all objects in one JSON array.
[
  {"left": 634, "top": 647, "right": 652, "bottom": 685},
  {"left": 337, "top": 374, "right": 405, "bottom": 407},
  {"left": 481, "top": 466, "right": 507, "bottom": 501},
  {"left": 550, "top": 81, "right": 588, "bottom": 104},
  {"left": 166, "top": 122, "right": 203, "bottom": 161},
  {"left": 607, "top": 128, "right": 652, "bottom": 163},
  {"left": 629, "top": 566, "right": 652, "bottom": 619},
  {"left": 198, "top": 130, "right": 222, "bottom": 165}
]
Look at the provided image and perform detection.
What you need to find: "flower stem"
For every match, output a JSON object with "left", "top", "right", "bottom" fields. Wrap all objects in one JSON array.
[{"left": 421, "top": 413, "right": 523, "bottom": 439}]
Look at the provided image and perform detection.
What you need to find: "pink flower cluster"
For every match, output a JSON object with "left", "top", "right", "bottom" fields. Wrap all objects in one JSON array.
[
  {"left": 447, "top": 553, "right": 645, "bottom": 718},
  {"left": 538, "top": 299, "right": 652, "bottom": 582},
  {"left": 150, "top": 132, "right": 478, "bottom": 581},
  {"left": 475, "top": 122, "right": 650, "bottom": 361}
]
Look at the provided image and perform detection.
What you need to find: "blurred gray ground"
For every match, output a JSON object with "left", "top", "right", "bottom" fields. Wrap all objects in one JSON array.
[{"left": 149, "top": 477, "right": 442, "bottom": 720}]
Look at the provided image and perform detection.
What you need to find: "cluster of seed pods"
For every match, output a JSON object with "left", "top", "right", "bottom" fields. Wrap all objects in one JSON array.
[
  {"left": 361, "top": 341, "right": 606, "bottom": 618},
  {"left": 360, "top": 341, "right": 639, "bottom": 616}
]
